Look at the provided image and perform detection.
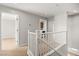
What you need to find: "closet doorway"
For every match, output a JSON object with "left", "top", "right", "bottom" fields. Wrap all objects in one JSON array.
[{"left": 68, "top": 14, "right": 79, "bottom": 55}]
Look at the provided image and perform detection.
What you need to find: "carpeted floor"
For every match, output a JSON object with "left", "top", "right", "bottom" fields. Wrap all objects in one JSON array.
[
  {"left": 0, "top": 38, "right": 27, "bottom": 56},
  {"left": 0, "top": 47, "right": 27, "bottom": 56},
  {"left": 1, "top": 38, "right": 17, "bottom": 50}
]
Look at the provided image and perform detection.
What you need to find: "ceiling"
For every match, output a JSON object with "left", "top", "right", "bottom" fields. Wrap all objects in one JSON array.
[{"left": 0, "top": 3, "right": 79, "bottom": 18}]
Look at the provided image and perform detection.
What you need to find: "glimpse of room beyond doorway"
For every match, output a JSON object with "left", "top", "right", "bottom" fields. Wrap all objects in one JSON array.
[{"left": 1, "top": 12, "right": 19, "bottom": 50}]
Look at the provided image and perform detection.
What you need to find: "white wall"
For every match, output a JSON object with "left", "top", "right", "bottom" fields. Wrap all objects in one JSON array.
[
  {"left": 0, "top": 5, "right": 46, "bottom": 46},
  {"left": 1, "top": 13, "right": 16, "bottom": 39},
  {"left": 68, "top": 15, "right": 79, "bottom": 50},
  {"left": 48, "top": 17, "right": 54, "bottom": 32},
  {"left": 54, "top": 13, "right": 67, "bottom": 32}
]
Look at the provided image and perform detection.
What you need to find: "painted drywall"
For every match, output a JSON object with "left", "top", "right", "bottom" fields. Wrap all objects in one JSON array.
[
  {"left": 1, "top": 13, "right": 16, "bottom": 39},
  {"left": 48, "top": 12, "right": 67, "bottom": 32},
  {"left": 68, "top": 15, "right": 72, "bottom": 48},
  {"left": 54, "top": 13, "right": 67, "bottom": 32},
  {"left": 68, "top": 15, "right": 79, "bottom": 50},
  {"left": 0, "top": 5, "right": 46, "bottom": 46},
  {"left": 48, "top": 17, "right": 54, "bottom": 32}
]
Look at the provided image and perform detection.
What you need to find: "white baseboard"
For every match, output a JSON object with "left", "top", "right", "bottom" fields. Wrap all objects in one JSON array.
[{"left": 68, "top": 48, "right": 79, "bottom": 56}]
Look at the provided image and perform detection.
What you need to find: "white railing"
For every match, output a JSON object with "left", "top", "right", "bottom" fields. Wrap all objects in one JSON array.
[
  {"left": 28, "top": 30, "right": 37, "bottom": 56},
  {"left": 28, "top": 30, "right": 67, "bottom": 56}
]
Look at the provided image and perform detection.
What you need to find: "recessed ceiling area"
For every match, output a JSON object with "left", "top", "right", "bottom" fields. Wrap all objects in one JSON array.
[{"left": 0, "top": 3, "right": 79, "bottom": 18}]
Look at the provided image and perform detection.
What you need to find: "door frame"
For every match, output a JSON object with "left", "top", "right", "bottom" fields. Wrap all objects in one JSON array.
[
  {"left": 39, "top": 19, "right": 47, "bottom": 31},
  {"left": 15, "top": 15, "right": 20, "bottom": 47}
]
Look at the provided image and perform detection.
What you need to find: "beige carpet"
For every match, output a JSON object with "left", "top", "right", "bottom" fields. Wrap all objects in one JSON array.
[
  {"left": 0, "top": 38, "right": 27, "bottom": 56},
  {"left": 0, "top": 47, "right": 27, "bottom": 56},
  {"left": 1, "top": 38, "right": 17, "bottom": 50}
]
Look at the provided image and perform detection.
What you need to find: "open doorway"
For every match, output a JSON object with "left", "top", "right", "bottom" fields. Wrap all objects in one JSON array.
[
  {"left": 68, "top": 14, "right": 79, "bottom": 56},
  {"left": 39, "top": 19, "right": 47, "bottom": 31},
  {"left": 1, "top": 12, "right": 19, "bottom": 50}
]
